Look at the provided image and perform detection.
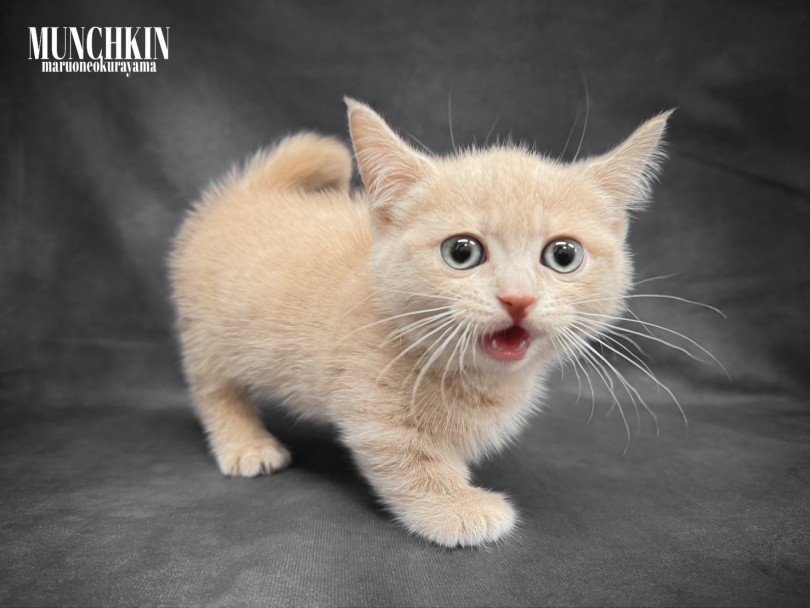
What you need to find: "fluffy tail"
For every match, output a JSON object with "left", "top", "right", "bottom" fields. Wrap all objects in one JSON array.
[{"left": 248, "top": 133, "right": 353, "bottom": 193}]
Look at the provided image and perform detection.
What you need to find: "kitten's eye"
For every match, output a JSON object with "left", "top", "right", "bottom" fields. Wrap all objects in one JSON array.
[
  {"left": 440, "top": 235, "right": 486, "bottom": 270},
  {"left": 542, "top": 238, "right": 584, "bottom": 273}
]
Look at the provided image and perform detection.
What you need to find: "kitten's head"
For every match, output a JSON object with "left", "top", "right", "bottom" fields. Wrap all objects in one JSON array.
[{"left": 347, "top": 98, "right": 671, "bottom": 375}]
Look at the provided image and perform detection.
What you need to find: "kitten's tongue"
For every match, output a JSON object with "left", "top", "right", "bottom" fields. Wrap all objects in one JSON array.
[{"left": 481, "top": 325, "right": 532, "bottom": 362}]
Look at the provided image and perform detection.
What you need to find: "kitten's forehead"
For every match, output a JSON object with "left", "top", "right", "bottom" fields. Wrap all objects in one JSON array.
[{"left": 417, "top": 148, "right": 610, "bottom": 242}]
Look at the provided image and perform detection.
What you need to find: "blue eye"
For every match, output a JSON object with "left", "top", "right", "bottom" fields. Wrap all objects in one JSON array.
[
  {"left": 441, "top": 236, "right": 485, "bottom": 270},
  {"left": 542, "top": 238, "right": 584, "bottom": 273}
]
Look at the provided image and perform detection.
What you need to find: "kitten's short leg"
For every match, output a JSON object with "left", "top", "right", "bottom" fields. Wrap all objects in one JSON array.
[
  {"left": 345, "top": 426, "right": 516, "bottom": 547},
  {"left": 189, "top": 379, "right": 291, "bottom": 477}
]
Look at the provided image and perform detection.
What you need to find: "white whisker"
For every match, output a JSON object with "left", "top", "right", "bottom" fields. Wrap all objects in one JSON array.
[
  {"left": 574, "top": 320, "right": 657, "bottom": 379},
  {"left": 570, "top": 329, "right": 643, "bottom": 444},
  {"left": 624, "top": 307, "right": 657, "bottom": 339},
  {"left": 572, "top": 323, "right": 661, "bottom": 437},
  {"left": 572, "top": 351, "right": 597, "bottom": 425},
  {"left": 343, "top": 305, "right": 453, "bottom": 340},
  {"left": 441, "top": 324, "right": 467, "bottom": 402},
  {"left": 607, "top": 329, "right": 652, "bottom": 361},
  {"left": 571, "top": 293, "right": 727, "bottom": 318},
  {"left": 471, "top": 323, "right": 479, "bottom": 369},
  {"left": 376, "top": 317, "right": 455, "bottom": 383},
  {"left": 412, "top": 323, "right": 461, "bottom": 405},
  {"left": 387, "top": 290, "right": 457, "bottom": 302},
  {"left": 457, "top": 322, "right": 473, "bottom": 378},
  {"left": 339, "top": 287, "right": 388, "bottom": 320},
  {"left": 561, "top": 327, "right": 631, "bottom": 449},
  {"left": 631, "top": 271, "right": 682, "bottom": 287},
  {"left": 558, "top": 329, "right": 598, "bottom": 425},
  {"left": 384, "top": 310, "right": 455, "bottom": 345},
  {"left": 573, "top": 77, "right": 589, "bottom": 162},
  {"left": 483, "top": 114, "right": 500, "bottom": 147},
  {"left": 558, "top": 107, "right": 580, "bottom": 161},
  {"left": 552, "top": 333, "right": 583, "bottom": 408},
  {"left": 448, "top": 90, "right": 457, "bottom": 153},
  {"left": 576, "top": 311, "right": 729, "bottom": 378},
  {"left": 403, "top": 131, "right": 434, "bottom": 155},
  {"left": 572, "top": 322, "right": 686, "bottom": 437}
]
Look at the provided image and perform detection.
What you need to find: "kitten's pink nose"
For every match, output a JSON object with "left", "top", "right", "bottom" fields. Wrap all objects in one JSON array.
[{"left": 497, "top": 294, "right": 537, "bottom": 322}]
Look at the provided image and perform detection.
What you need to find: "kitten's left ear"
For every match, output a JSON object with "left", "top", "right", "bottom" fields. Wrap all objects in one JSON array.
[
  {"left": 345, "top": 98, "right": 434, "bottom": 230},
  {"left": 586, "top": 109, "right": 675, "bottom": 210}
]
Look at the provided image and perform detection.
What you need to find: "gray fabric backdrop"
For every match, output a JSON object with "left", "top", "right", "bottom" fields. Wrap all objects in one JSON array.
[{"left": 2, "top": 1, "right": 809, "bottom": 606}]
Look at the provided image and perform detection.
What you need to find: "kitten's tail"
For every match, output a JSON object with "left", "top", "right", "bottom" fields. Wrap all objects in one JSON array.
[{"left": 248, "top": 133, "right": 353, "bottom": 193}]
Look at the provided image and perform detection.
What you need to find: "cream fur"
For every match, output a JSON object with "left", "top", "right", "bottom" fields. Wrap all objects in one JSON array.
[{"left": 169, "top": 100, "right": 670, "bottom": 547}]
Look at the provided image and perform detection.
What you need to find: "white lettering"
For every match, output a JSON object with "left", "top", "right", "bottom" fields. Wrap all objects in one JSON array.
[
  {"left": 105, "top": 26, "right": 123, "bottom": 60},
  {"left": 29, "top": 27, "right": 47, "bottom": 60},
  {"left": 50, "top": 27, "right": 67, "bottom": 60},
  {"left": 68, "top": 27, "right": 85, "bottom": 60},
  {"left": 124, "top": 27, "right": 142, "bottom": 59},
  {"left": 87, "top": 27, "right": 102, "bottom": 60},
  {"left": 154, "top": 27, "right": 169, "bottom": 60}
]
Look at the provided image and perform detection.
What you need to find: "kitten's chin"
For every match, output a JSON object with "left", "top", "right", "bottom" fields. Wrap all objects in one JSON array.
[{"left": 480, "top": 325, "right": 532, "bottom": 363}]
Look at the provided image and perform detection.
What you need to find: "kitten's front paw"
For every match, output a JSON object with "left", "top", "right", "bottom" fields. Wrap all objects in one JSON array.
[
  {"left": 403, "top": 487, "right": 517, "bottom": 548},
  {"left": 214, "top": 437, "right": 291, "bottom": 477}
]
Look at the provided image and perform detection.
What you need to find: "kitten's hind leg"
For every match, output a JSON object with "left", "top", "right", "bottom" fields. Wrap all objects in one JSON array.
[{"left": 189, "top": 378, "right": 291, "bottom": 477}]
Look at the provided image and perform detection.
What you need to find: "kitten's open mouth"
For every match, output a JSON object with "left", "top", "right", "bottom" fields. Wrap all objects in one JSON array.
[{"left": 480, "top": 325, "right": 532, "bottom": 362}]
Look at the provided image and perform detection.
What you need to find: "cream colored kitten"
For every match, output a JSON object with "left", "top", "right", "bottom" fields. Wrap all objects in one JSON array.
[{"left": 170, "top": 99, "right": 671, "bottom": 547}]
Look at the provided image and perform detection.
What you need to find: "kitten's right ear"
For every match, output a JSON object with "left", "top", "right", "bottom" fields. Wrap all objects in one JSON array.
[{"left": 345, "top": 98, "right": 433, "bottom": 229}]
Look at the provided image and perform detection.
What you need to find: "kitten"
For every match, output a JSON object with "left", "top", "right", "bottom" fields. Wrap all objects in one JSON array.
[{"left": 170, "top": 98, "right": 671, "bottom": 547}]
